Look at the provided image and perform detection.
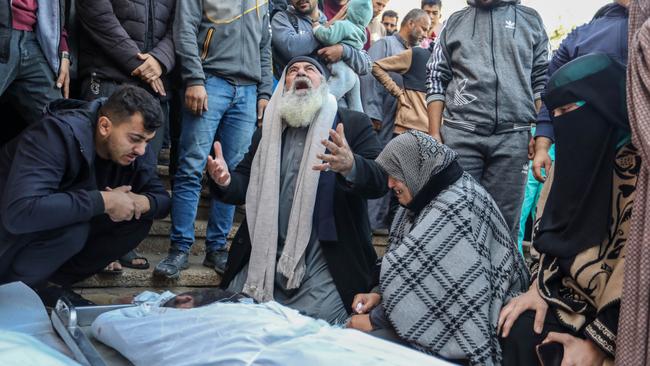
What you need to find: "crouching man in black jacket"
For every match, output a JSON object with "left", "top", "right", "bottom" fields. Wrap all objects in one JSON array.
[{"left": 0, "top": 85, "right": 170, "bottom": 306}]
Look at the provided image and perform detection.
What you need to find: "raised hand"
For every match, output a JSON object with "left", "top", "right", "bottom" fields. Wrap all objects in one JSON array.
[
  {"left": 207, "top": 141, "right": 231, "bottom": 187},
  {"left": 313, "top": 123, "right": 355, "bottom": 176}
]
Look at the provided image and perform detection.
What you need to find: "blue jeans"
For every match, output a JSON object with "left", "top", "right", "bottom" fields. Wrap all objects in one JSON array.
[{"left": 170, "top": 75, "right": 257, "bottom": 252}]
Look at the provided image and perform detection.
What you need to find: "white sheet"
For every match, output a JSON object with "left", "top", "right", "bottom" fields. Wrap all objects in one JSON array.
[
  {"left": 92, "top": 297, "right": 455, "bottom": 366},
  {"left": 0, "top": 282, "right": 79, "bottom": 365},
  {"left": 0, "top": 331, "right": 80, "bottom": 366}
]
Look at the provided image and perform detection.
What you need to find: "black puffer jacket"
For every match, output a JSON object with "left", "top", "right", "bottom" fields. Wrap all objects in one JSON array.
[{"left": 76, "top": 0, "right": 175, "bottom": 85}]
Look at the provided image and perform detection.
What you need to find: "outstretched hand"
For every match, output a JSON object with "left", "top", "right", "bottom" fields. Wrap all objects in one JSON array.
[
  {"left": 313, "top": 123, "right": 354, "bottom": 176},
  {"left": 207, "top": 142, "right": 231, "bottom": 187}
]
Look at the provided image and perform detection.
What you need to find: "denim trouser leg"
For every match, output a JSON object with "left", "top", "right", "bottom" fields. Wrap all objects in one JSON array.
[
  {"left": 170, "top": 76, "right": 257, "bottom": 253},
  {"left": 206, "top": 83, "right": 257, "bottom": 251},
  {"left": 0, "top": 30, "right": 61, "bottom": 125}
]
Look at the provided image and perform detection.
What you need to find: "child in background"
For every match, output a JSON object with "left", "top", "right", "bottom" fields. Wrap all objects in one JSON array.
[{"left": 313, "top": 0, "right": 372, "bottom": 111}]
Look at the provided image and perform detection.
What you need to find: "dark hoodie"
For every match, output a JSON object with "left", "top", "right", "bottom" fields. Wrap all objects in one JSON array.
[
  {"left": 0, "top": 99, "right": 169, "bottom": 240},
  {"left": 535, "top": 3, "right": 628, "bottom": 141},
  {"left": 426, "top": 0, "right": 549, "bottom": 135}
]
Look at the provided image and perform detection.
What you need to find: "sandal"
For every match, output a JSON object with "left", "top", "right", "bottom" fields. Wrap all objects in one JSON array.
[
  {"left": 119, "top": 250, "right": 150, "bottom": 270},
  {"left": 100, "top": 261, "right": 123, "bottom": 275}
]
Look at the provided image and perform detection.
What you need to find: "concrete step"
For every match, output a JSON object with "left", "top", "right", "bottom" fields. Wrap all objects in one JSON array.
[
  {"left": 73, "top": 253, "right": 221, "bottom": 289},
  {"left": 139, "top": 218, "right": 388, "bottom": 256},
  {"left": 138, "top": 219, "right": 240, "bottom": 256},
  {"left": 77, "top": 231, "right": 388, "bottom": 289}
]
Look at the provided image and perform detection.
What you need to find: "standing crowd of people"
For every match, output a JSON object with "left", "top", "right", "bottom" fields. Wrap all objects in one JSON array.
[{"left": 0, "top": 0, "right": 649, "bottom": 364}]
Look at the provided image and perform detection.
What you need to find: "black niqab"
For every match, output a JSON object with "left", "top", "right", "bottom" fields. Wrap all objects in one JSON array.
[{"left": 534, "top": 53, "right": 629, "bottom": 259}]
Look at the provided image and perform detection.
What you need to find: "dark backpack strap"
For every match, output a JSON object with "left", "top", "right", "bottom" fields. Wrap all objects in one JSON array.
[{"left": 287, "top": 11, "right": 300, "bottom": 32}]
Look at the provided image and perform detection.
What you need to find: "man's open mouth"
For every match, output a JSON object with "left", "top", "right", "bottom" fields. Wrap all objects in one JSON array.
[{"left": 294, "top": 79, "right": 311, "bottom": 91}]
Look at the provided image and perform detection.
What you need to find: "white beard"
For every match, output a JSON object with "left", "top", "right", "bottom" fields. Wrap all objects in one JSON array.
[{"left": 279, "top": 78, "right": 329, "bottom": 128}]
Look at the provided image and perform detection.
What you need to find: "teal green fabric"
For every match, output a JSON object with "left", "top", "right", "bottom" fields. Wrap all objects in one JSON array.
[
  {"left": 313, "top": 0, "right": 372, "bottom": 49},
  {"left": 518, "top": 127, "right": 556, "bottom": 252}
]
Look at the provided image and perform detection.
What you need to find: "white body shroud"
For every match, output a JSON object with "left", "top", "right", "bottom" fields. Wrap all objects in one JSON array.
[{"left": 92, "top": 297, "right": 454, "bottom": 366}]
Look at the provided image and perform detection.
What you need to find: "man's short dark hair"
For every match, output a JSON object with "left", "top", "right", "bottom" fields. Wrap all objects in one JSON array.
[
  {"left": 99, "top": 85, "right": 163, "bottom": 133},
  {"left": 401, "top": 8, "right": 428, "bottom": 27},
  {"left": 421, "top": 0, "right": 442, "bottom": 7},
  {"left": 382, "top": 10, "right": 399, "bottom": 21}
]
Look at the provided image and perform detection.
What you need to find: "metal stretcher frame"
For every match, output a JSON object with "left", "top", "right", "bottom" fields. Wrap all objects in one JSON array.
[{"left": 50, "top": 297, "right": 135, "bottom": 366}]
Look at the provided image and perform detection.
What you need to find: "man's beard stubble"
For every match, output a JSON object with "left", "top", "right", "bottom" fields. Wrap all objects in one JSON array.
[
  {"left": 475, "top": 0, "right": 498, "bottom": 9},
  {"left": 279, "top": 77, "right": 329, "bottom": 128}
]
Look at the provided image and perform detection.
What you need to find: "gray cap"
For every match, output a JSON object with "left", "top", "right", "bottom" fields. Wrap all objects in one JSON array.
[{"left": 285, "top": 56, "right": 326, "bottom": 77}]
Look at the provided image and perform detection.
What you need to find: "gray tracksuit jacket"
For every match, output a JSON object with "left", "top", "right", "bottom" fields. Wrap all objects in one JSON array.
[
  {"left": 174, "top": 0, "right": 273, "bottom": 100},
  {"left": 426, "top": 0, "right": 549, "bottom": 135}
]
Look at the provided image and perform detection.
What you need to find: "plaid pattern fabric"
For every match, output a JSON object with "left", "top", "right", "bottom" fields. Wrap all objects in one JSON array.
[
  {"left": 617, "top": 0, "right": 650, "bottom": 364},
  {"left": 380, "top": 173, "right": 528, "bottom": 366}
]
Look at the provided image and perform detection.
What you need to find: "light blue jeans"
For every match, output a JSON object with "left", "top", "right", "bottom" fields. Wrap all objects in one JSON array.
[{"left": 170, "top": 75, "right": 257, "bottom": 253}]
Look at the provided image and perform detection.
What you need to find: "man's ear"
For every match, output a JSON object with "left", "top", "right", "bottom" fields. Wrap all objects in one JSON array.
[{"left": 97, "top": 115, "right": 112, "bottom": 138}]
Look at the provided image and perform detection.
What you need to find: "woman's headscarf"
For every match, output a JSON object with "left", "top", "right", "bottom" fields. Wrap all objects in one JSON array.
[
  {"left": 535, "top": 53, "right": 630, "bottom": 258},
  {"left": 375, "top": 130, "right": 462, "bottom": 212}
]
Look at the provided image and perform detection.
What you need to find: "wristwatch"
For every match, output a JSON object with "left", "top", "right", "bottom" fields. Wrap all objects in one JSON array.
[{"left": 61, "top": 51, "right": 70, "bottom": 60}]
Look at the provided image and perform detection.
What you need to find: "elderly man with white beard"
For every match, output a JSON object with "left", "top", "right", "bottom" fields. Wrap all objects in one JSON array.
[{"left": 207, "top": 56, "right": 388, "bottom": 324}]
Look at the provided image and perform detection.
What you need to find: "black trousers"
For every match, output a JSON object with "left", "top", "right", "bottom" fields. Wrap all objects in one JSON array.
[
  {"left": 0, "top": 215, "right": 152, "bottom": 287},
  {"left": 500, "top": 310, "right": 581, "bottom": 366}
]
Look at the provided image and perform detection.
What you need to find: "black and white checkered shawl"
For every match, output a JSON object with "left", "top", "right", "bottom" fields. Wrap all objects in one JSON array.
[{"left": 380, "top": 173, "right": 529, "bottom": 365}]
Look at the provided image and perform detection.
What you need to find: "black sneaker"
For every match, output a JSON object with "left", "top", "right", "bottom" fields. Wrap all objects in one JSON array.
[
  {"left": 203, "top": 249, "right": 228, "bottom": 275},
  {"left": 153, "top": 250, "right": 189, "bottom": 279},
  {"left": 35, "top": 285, "right": 96, "bottom": 309}
]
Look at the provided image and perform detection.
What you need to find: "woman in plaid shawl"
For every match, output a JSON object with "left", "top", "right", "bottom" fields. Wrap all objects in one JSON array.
[{"left": 348, "top": 130, "right": 528, "bottom": 365}]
